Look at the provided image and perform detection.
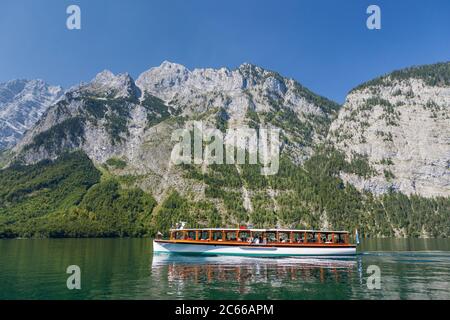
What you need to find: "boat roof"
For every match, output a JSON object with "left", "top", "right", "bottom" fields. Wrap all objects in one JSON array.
[{"left": 170, "top": 228, "right": 350, "bottom": 234}]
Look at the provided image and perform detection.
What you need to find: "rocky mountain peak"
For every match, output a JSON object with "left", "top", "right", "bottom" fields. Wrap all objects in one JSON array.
[
  {"left": 136, "top": 61, "right": 277, "bottom": 100},
  {"left": 0, "top": 79, "right": 63, "bottom": 150},
  {"left": 1, "top": 79, "right": 62, "bottom": 101},
  {"left": 93, "top": 70, "right": 117, "bottom": 83},
  {"left": 135, "top": 61, "right": 334, "bottom": 119},
  {"left": 351, "top": 61, "right": 450, "bottom": 94},
  {"left": 159, "top": 60, "right": 188, "bottom": 70},
  {"left": 12, "top": 62, "right": 340, "bottom": 189},
  {"left": 330, "top": 62, "right": 450, "bottom": 198},
  {"left": 79, "top": 70, "right": 139, "bottom": 99},
  {"left": 136, "top": 61, "right": 191, "bottom": 99},
  {"left": 2, "top": 62, "right": 449, "bottom": 239}
]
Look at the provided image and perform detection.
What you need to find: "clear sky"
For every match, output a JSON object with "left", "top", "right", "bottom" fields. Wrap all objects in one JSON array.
[{"left": 0, "top": 0, "right": 449, "bottom": 102}]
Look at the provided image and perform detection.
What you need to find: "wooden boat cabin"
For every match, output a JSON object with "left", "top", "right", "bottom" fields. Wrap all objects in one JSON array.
[
  {"left": 168, "top": 228, "right": 351, "bottom": 246},
  {"left": 154, "top": 228, "right": 357, "bottom": 257}
]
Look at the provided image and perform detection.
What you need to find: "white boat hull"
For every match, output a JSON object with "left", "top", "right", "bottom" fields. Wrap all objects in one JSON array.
[{"left": 153, "top": 240, "right": 356, "bottom": 257}]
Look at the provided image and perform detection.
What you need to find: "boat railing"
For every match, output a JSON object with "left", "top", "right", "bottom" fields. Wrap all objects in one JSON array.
[{"left": 168, "top": 229, "right": 352, "bottom": 245}]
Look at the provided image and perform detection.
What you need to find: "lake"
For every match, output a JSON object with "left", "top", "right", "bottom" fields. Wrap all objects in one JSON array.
[{"left": 1, "top": 238, "right": 449, "bottom": 300}]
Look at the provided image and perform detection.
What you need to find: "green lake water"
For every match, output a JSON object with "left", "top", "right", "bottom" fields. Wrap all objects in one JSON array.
[{"left": 0, "top": 238, "right": 449, "bottom": 300}]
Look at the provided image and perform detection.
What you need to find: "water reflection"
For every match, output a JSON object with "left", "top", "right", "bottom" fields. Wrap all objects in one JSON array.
[
  {"left": 1, "top": 239, "right": 449, "bottom": 299},
  {"left": 150, "top": 254, "right": 359, "bottom": 298},
  {"left": 149, "top": 251, "right": 450, "bottom": 300}
]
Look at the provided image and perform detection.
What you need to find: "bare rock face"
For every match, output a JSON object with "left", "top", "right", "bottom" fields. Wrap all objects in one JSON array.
[
  {"left": 136, "top": 62, "right": 339, "bottom": 163},
  {"left": 0, "top": 79, "right": 62, "bottom": 150},
  {"left": 13, "top": 71, "right": 140, "bottom": 163},
  {"left": 329, "top": 63, "right": 450, "bottom": 198},
  {"left": 8, "top": 62, "right": 450, "bottom": 201},
  {"left": 136, "top": 62, "right": 334, "bottom": 122},
  {"left": 13, "top": 62, "right": 338, "bottom": 200},
  {"left": 3, "top": 61, "right": 449, "bottom": 236}
]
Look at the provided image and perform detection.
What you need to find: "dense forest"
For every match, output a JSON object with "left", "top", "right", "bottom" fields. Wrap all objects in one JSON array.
[
  {"left": 176, "top": 146, "right": 449, "bottom": 238},
  {"left": 1, "top": 149, "right": 447, "bottom": 238},
  {"left": 0, "top": 152, "right": 156, "bottom": 238}
]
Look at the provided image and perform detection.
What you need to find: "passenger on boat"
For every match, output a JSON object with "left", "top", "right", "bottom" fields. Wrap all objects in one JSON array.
[{"left": 253, "top": 237, "right": 260, "bottom": 244}]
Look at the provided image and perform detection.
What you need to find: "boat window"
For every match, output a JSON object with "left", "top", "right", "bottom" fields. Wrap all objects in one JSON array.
[
  {"left": 279, "top": 232, "right": 290, "bottom": 243},
  {"left": 334, "top": 233, "right": 345, "bottom": 244},
  {"left": 226, "top": 231, "right": 237, "bottom": 241},
  {"left": 265, "top": 232, "right": 277, "bottom": 243},
  {"left": 212, "top": 231, "right": 223, "bottom": 241},
  {"left": 200, "top": 231, "right": 209, "bottom": 240},
  {"left": 334, "top": 233, "right": 344, "bottom": 243},
  {"left": 293, "top": 232, "right": 305, "bottom": 243},
  {"left": 238, "top": 231, "right": 250, "bottom": 242},
  {"left": 321, "top": 233, "right": 332, "bottom": 243},
  {"left": 252, "top": 232, "right": 263, "bottom": 244},
  {"left": 333, "top": 233, "right": 338, "bottom": 243},
  {"left": 187, "top": 231, "right": 196, "bottom": 240},
  {"left": 175, "top": 231, "right": 184, "bottom": 240},
  {"left": 307, "top": 232, "right": 318, "bottom": 243}
]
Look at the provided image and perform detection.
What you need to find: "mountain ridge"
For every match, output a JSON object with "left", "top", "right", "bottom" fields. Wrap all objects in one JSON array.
[
  {"left": 13, "top": 62, "right": 340, "bottom": 167},
  {"left": 0, "top": 79, "right": 63, "bottom": 150},
  {"left": 0, "top": 61, "right": 449, "bottom": 238},
  {"left": 330, "top": 61, "right": 450, "bottom": 198}
]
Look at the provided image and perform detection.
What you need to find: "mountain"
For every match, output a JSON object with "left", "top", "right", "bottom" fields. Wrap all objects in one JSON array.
[
  {"left": 0, "top": 79, "right": 63, "bottom": 150},
  {"left": 1, "top": 61, "right": 449, "bottom": 238},
  {"left": 13, "top": 62, "right": 339, "bottom": 199},
  {"left": 329, "top": 62, "right": 450, "bottom": 198}
]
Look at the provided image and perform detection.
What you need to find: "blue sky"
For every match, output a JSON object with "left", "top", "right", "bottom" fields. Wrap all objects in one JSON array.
[{"left": 0, "top": 0, "right": 449, "bottom": 102}]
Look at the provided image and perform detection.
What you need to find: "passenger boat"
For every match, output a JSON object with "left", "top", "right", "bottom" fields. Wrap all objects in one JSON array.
[{"left": 153, "top": 227, "right": 357, "bottom": 257}]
